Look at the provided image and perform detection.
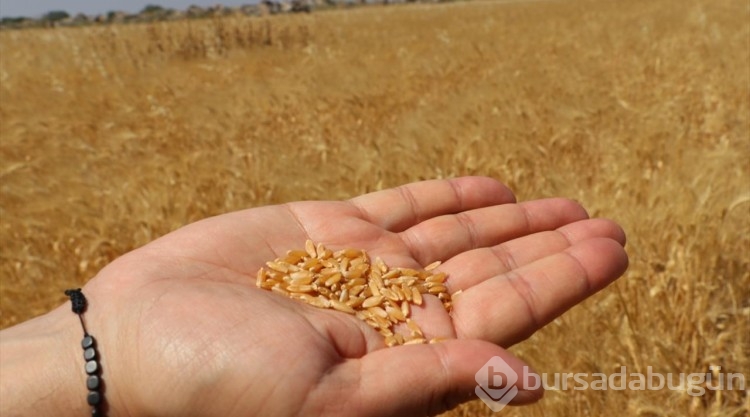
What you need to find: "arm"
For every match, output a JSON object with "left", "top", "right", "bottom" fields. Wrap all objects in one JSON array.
[
  {"left": 1, "top": 306, "right": 94, "bottom": 416},
  {"left": 0, "top": 177, "right": 628, "bottom": 416}
]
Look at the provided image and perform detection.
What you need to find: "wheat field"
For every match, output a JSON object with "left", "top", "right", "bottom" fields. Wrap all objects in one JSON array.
[{"left": 1, "top": 0, "right": 748, "bottom": 415}]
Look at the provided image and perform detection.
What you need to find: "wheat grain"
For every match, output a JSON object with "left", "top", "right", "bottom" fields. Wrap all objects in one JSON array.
[
  {"left": 411, "top": 288, "right": 423, "bottom": 305},
  {"left": 255, "top": 240, "right": 453, "bottom": 346},
  {"left": 385, "top": 304, "right": 406, "bottom": 322},
  {"left": 424, "top": 260, "right": 442, "bottom": 271},
  {"left": 426, "top": 273, "right": 446, "bottom": 283},
  {"left": 330, "top": 299, "right": 357, "bottom": 314},
  {"left": 427, "top": 285, "right": 447, "bottom": 294},
  {"left": 305, "top": 240, "right": 317, "bottom": 258},
  {"left": 362, "top": 295, "right": 384, "bottom": 308},
  {"left": 400, "top": 300, "right": 410, "bottom": 318},
  {"left": 368, "top": 306, "right": 388, "bottom": 318}
]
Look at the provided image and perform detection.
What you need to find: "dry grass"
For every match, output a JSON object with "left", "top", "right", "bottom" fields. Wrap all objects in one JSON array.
[{"left": 1, "top": 0, "right": 748, "bottom": 415}]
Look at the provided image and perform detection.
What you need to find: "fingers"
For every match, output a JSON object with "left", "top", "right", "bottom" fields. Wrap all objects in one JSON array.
[
  {"left": 316, "top": 340, "right": 542, "bottom": 417},
  {"left": 348, "top": 177, "right": 516, "bottom": 233},
  {"left": 442, "top": 218, "right": 626, "bottom": 292},
  {"left": 399, "top": 198, "right": 590, "bottom": 265},
  {"left": 452, "top": 238, "right": 629, "bottom": 347},
  {"left": 405, "top": 218, "right": 624, "bottom": 342}
]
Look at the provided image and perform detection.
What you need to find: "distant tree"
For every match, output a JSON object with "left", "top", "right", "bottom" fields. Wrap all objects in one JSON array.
[
  {"left": 42, "top": 10, "right": 70, "bottom": 22},
  {"left": 141, "top": 4, "right": 165, "bottom": 14},
  {"left": 0, "top": 17, "right": 26, "bottom": 25}
]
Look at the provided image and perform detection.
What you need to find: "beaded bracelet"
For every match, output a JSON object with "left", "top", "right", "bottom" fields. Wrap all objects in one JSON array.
[{"left": 64, "top": 289, "right": 106, "bottom": 416}]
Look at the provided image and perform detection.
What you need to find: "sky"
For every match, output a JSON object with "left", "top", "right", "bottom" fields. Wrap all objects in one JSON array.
[{"left": 0, "top": 1, "right": 259, "bottom": 18}]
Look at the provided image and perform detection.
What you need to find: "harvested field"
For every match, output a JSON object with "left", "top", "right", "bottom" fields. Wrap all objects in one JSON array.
[{"left": 1, "top": 0, "right": 748, "bottom": 416}]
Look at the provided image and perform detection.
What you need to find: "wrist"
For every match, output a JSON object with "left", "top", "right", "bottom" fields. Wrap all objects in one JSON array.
[
  {"left": 0, "top": 306, "right": 88, "bottom": 415},
  {"left": 1, "top": 293, "right": 135, "bottom": 417}
]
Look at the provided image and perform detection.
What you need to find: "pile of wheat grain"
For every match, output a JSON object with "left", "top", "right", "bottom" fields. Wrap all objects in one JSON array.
[{"left": 256, "top": 240, "right": 453, "bottom": 346}]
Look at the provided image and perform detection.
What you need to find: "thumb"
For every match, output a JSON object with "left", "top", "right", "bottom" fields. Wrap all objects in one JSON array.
[{"left": 340, "top": 340, "right": 543, "bottom": 417}]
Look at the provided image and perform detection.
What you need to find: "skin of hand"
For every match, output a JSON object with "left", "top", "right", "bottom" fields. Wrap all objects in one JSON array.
[{"left": 0, "top": 177, "right": 628, "bottom": 417}]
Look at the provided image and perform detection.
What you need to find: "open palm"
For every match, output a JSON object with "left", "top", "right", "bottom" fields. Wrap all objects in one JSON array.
[{"left": 83, "top": 177, "right": 627, "bottom": 417}]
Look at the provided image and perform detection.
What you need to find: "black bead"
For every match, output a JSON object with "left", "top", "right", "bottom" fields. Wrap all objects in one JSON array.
[
  {"left": 92, "top": 407, "right": 104, "bottom": 416},
  {"left": 82, "top": 335, "right": 95, "bottom": 349},
  {"left": 85, "top": 360, "right": 98, "bottom": 374},
  {"left": 86, "top": 375, "right": 100, "bottom": 390},
  {"left": 84, "top": 347, "right": 96, "bottom": 361},
  {"left": 87, "top": 390, "right": 101, "bottom": 405},
  {"left": 64, "top": 288, "right": 87, "bottom": 314}
]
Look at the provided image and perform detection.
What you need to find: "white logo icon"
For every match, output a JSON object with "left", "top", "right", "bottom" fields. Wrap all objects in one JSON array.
[{"left": 475, "top": 356, "right": 519, "bottom": 412}]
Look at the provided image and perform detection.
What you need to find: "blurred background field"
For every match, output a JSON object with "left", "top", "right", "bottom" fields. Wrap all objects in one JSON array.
[{"left": 1, "top": 0, "right": 748, "bottom": 415}]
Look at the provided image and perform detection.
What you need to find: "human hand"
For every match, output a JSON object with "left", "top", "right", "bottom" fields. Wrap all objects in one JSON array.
[{"left": 0, "top": 177, "right": 628, "bottom": 417}]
